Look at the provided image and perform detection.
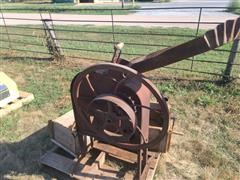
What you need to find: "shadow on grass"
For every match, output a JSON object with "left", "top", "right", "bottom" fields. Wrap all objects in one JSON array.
[
  {"left": 148, "top": 76, "right": 238, "bottom": 86},
  {"left": 25, "top": 2, "right": 52, "bottom": 5},
  {"left": 0, "top": 56, "right": 54, "bottom": 62},
  {"left": 0, "top": 127, "right": 53, "bottom": 179}
]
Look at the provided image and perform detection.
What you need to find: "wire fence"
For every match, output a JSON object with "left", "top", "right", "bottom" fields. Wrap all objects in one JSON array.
[{"left": 0, "top": 7, "right": 239, "bottom": 80}]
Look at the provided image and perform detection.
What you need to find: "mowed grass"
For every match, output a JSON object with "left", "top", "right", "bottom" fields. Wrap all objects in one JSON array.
[
  {"left": 0, "top": 25, "right": 240, "bottom": 179},
  {"left": 1, "top": 25, "right": 239, "bottom": 78},
  {"left": 228, "top": 0, "right": 240, "bottom": 14},
  {"left": 1, "top": 2, "right": 139, "bottom": 15}
]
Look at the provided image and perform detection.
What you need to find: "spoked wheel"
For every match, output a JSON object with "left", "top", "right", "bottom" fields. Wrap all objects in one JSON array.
[
  {"left": 87, "top": 94, "right": 136, "bottom": 142},
  {"left": 71, "top": 63, "right": 169, "bottom": 150}
]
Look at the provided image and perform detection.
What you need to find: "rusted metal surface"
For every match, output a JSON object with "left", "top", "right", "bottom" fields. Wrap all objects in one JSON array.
[
  {"left": 130, "top": 17, "right": 240, "bottom": 73},
  {"left": 70, "top": 18, "right": 239, "bottom": 179},
  {"left": 71, "top": 63, "right": 169, "bottom": 150},
  {"left": 71, "top": 63, "right": 169, "bottom": 179},
  {"left": 42, "top": 19, "right": 64, "bottom": 60}
]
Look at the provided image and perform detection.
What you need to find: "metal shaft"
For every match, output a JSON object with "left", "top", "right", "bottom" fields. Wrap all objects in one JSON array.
[{"left": 130, "top": 17, "right": 240, "bottom": 73}]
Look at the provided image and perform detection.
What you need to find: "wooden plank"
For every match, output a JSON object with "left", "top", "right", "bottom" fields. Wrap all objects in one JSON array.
[
  {"left": 149, "top": 127, "right": 168, "bottom": 153},
  {"left": 52, "top": 122, "right": 80, "bottom": 155},
  {"left": 49, "top": 111, "right": 91, "bottom": 156},
  {"left": 73, "top": 152, "right": 119, "bottom": 180},
  {"left": 80, "top": 151, "right": 106, "bottom": 174},
  {"left": 50, "top": 139, "right": 77, "bottom": 158},
  {"left": 49, "top": 110, "right": 81, "bottom": 156},
  {"left": 0, "top": 91, "right": 34, "bottom": 118},
  {"left": 53, "top": 110, "right": 75, "bottom": 128},
  {"left": 41, "top": 103, "right": 167, "bottom": 180},
  {"left": 146, "top": 153, "right": 161, "bottom": 180},
  {"left": 41, "top": 145, "right": 160, "bottom": 180},
  {"left": 93, "top": 151, "right": 106, "bottom": 168},
  {"left": 40, "top": 151, "right": 77, "bottom": 175},
  {"left": 19, "top": 91, "right": 34, "bottom": 104},
  {"left": 93, "top": 142, "right": 138, "bottom": 164},
  {"left": 42, "top": 165, "right": 72, "bottom": 180},
  {"left": 149, "top": 116, "right": 174, "bottom": 153}
]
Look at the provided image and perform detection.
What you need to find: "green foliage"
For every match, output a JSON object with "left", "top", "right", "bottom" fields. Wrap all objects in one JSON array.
[
  {"left": 195, "top": 95, "right": 214, "bottom": 107},
  {"left": 2, "top": 25, "right": 238, "bottom": 78},
  {"left": 0, "top": 2, "right": 139, "bottom": 14},
  {"left": 201, "top": 82, "right": 220, "bottom": 94},
  {"left": 157, "top": 83, "right": 176, "bottom": 94},
  {"left": 0, "top": 114, "right": 19, "bottom": 141},
  {"left": 228, "top": 0, "right": 240, "bottom": 14}
]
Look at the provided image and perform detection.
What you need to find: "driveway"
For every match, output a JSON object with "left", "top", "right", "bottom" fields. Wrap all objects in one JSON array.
[
  {"left": 0, "top": 0, "right": 238, "bottom": 29},
  {"left": 138, "top": 0, "right": 232, "bottom": 8},
  {"left": 136, "top": 0, "right": 234, "bottom": 17},
  {"left": 1, "top": 12, "right": 238, "bottom": 29}
]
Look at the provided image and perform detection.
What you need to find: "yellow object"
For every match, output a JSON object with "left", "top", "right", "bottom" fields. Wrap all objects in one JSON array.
[{"left": 0, "top": 72, "right": 19, "bottom": 107}]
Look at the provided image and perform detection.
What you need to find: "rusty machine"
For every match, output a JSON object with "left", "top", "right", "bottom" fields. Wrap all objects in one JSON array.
[{"left": 67, "top": 18, "right": 240, "bottom": 179}]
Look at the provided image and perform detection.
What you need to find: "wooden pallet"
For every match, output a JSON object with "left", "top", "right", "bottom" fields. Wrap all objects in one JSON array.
[
  {"left": 40, "top": 143, "right": 161, "bottom": 180},
  {"left": 48, "top": 105, "right": 173, "bottom": 157},
  {"left": 0, "top": 91, "right": 34, "bottom": 118},
  {"left": 41, "top": 105, "right": 174, "bottom": 179}
]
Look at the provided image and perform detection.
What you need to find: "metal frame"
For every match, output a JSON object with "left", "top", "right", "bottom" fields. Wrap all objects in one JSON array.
[{"left": 0, "top": 7, "right": 239, "bottom": 78}]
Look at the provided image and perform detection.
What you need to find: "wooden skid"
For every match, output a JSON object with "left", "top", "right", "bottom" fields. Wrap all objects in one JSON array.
[
  {"left": 0, "top": 91, "right": 34, "bottom": 118},
  {"left": 48, "top": 108, "right": 173, "bottom": 157},
  {"left": 40, "top": 144, "right": 160, "bottom": 180},
  {"left": 42, "top": 108, "right": 171, "bottom": 179}
]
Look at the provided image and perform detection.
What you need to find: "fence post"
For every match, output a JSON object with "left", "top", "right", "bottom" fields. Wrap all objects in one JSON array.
[
  {"left": 121, "top": 0, "right": 125, "bottom": 9},
  {"left": 111, "top": 10, "right": 116, "bottom": 44},
  {"left": 48, "top": 11, "right": 64, "bottom": 60},
  {"left": 223, "top": 37, "right": 240, "bottom": 81},
  {"left": 0, "top": 10, "right": 11, "bottom": 49},
  {"left": 40, "top": 12, "right": 64, "bottom": 61},
  {"left": 190, "top": 7, "right": 202, "bottom": 70}
]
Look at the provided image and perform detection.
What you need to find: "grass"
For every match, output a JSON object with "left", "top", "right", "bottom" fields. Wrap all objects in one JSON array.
[
  {"left": 228, "top": 0, "right": 240, "bottom": 14},
  {"left": 0, "top": 25, "right": 240, "bottom": 179},
  {"left": 0, "top": 2, "right": 139, "bottom": 14},
  {"left": 1, "top": 25, "right": 239, "bottom": 78}
]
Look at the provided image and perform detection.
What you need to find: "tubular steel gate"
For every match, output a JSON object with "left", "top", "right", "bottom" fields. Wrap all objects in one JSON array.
[{"left": 0, "top": 7, "right": 239, "bottom": 80}]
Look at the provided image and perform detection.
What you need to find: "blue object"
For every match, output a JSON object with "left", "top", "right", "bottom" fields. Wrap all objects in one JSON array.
[{"left": 0, "top": 83, "right": 10, "bottom": 101}]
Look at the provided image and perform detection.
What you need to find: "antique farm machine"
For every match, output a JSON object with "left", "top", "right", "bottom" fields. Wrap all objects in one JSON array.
[{"left": 69, "top": 17, "right": 240, "bottom": 180}]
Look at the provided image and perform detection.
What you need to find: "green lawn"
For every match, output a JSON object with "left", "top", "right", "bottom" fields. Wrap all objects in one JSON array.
[
  {"left": 0, "top": 57, "right": 239, "bottom": 179},
  {"left": 0, "top": 25, "right": 239, "bottom": 78},
  {"left": 0, "top": 25, "right": 240, "bottom": 179},
  {"left": 228, "top": 0, "right": 240, "bottom": 14},
  {"left": 1, "top": 2, "right": 139, "bottom": 14}
]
